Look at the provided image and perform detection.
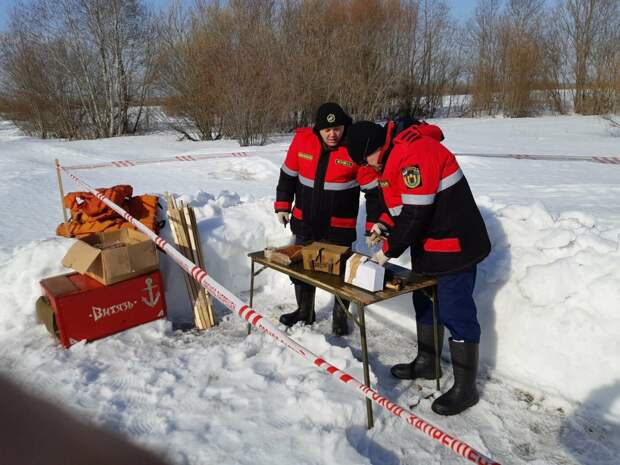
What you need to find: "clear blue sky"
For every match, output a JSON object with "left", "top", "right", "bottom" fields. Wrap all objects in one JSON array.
[{"left": 0, "top": 0, "right": 478, "bottom": 32}]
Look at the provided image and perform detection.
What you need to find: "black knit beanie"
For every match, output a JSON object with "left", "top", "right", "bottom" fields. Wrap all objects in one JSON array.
[
  {"left": 313, "top": 102, "right": 352, "bottom": 132},
  {"left": 346, "top": 121, "right": 387, "bottom": 165}
]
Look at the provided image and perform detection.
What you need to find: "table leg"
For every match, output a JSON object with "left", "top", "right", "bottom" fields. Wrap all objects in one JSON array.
[
  {"left": 358, "top": 304, "right": 374, "bottom": 429},
  {"left": 248, "top": 259, "right": 255, "bottom": 335},
  {"left": 335, "top": 295, "right": 360, "bottom": 326},
  {"left": 431, "top": 284, "right": 441, "bottom": 392}
]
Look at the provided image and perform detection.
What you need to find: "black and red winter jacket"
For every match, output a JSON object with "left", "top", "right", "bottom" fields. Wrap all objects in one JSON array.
[
  {"left": 378, "top": 122, "right": 491, "bottom": 275},
  {"left": 275, "top": 128, "right": 381, "bottom": 245}
]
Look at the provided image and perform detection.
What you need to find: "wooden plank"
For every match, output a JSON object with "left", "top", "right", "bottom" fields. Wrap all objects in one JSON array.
[
  {"left": 55, "top": 159, "right": 70, "bottom": 236},
  {"left": 173, "top": 201, "right": 211, "bottom": 329},
  {"left": 165, "top": 193, "right": 205, "bottom": 329},
  {"left": 177, "top": 201, "right": 210, "bottom": 330},
  {"left": 185, "top": 206, "right": 215, "bottom": 328},
  {"left": 175, "top": 201, "right": 194, "bottom": 264},
  {"left": 164, "top": 194, "right": 194, "bottom": 298}
]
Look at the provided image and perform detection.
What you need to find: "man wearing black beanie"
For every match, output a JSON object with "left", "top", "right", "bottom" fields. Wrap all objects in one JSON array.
[
  {"left": 312, "top": 102, "right": 352, "bottom": 134},
  {"left": 273, "top": 103, "right": 381, "bottom": 335},
  {"left": 346, "top": 119, "right": 491, "bottom": 416}
]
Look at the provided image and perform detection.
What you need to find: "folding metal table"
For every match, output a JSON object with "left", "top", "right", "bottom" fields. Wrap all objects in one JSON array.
[{"left": 248, "top": 250, "right": 439, "bottom": 429}]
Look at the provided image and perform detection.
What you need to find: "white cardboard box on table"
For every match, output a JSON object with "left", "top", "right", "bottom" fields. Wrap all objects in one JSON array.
[{"left": 344, "top": 253, "right": 385, "bottom": 292}]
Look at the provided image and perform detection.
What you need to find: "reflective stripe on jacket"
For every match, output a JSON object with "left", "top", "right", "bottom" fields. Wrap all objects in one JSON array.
[
  {"left": 275, "top": 128, "right": 380, "bottom": 244},
  {"left": 379, "top": 123, "right": 491, "bottom": 275}
]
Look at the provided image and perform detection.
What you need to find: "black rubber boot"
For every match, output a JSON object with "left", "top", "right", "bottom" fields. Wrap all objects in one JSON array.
[
  {"left": 390, "top": 321, "right": 443, "bottom": 380},
  {"left": 279, "top": 284, "right": 316, "bottom": 327},
  {"left": 431, "top": 339, "right": 479, "bottom": 416},
  {"left": 331, "top": 298, "right": 351, "bottom": 336}
]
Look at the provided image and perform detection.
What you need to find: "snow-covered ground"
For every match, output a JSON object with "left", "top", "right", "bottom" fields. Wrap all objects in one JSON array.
[{"left": 0, "top": 115, "right": 619, "bottom": 464}]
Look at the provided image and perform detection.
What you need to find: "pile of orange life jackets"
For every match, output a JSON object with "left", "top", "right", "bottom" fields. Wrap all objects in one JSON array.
[{"left": 56, "top": 185, "right": 162, "bottom": 238}]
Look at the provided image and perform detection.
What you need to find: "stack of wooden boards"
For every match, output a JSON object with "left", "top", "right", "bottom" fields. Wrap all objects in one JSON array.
[{"left": 164, "top": 193, "right": 216, "bottom": 330}]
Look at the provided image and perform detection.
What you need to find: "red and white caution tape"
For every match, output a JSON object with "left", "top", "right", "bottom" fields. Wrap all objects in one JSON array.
[
  {"left": 590, "top": 156, "right": 620, "bottom": 164},
  {"left": 61, "top": 167, "right": 501, "bottom": 465},
  {"left": 62, "top": 148, "right": 620, "bottom": 172},
  {"left": 455, "top": 152, "right": 620, "bottom": 164},
  {"left": 62, "top": 151, "right": 253, "bottom": 171}
]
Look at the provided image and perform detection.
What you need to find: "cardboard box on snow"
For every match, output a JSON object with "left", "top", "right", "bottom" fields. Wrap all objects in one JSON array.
[
  {"left": 62, "top": 229, "right": 158, "bottom": 285},
  {"left": 38, "top": 271, "right": 166, "bottom": 348},
  {"left": 345, "top": 253, "right": 385, "bottom": 292}
]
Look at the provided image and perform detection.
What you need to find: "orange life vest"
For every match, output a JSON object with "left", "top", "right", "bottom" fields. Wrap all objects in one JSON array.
[
  {"left": 57, "top": 187, "right": 162, "bottom": 238},
  {"left": 64, "top": 185, "right": 133, "bottom": 221}
]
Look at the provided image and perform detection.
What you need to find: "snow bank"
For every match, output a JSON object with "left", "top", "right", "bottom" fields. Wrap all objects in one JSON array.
[
  {"left": 0, "top": 238, "right": 73, "bottom": 337},
  {"left": 166, "top": 189, "right": 620, "bottom": 419},
  {"left": 474, "top": 198, "right": 620, "bottom": 419}
]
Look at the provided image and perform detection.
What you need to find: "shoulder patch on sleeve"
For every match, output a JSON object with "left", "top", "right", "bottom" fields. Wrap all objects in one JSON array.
[{"left": 402, "top": 165, "right": 422, "bottom": 189}]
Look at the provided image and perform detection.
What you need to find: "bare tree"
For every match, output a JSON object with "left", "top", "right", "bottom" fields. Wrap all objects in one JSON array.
[
  {"left": 540, "top": 7, "right": 571, "bottom": 114},
  {"left": 500, "top": 0, "right": 546, "bottom": 116},
  {"left": 386, "top": 0, "right": 464, "bottom": 118},
  {"left": 214, "top": 0, "right": 289, "bottom": 145},
  {"left": 158, "top": 0, "right": 289, "bottom": 145},
  {"left": 156, "top": 1, "right": 223, "bottom": 141},
  {"left": 557, "top": 0, "right": 620, "bottom": 114},
  {"left": 467, "top": 0, "right": 503, "bottom": 115},
  {"left": 0, "top": 0, "right": 157, "bottom": 139}
]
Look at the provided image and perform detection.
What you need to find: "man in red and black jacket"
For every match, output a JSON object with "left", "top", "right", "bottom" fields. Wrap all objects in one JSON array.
[
  {"left": 346, "top": 120, "right": 491, "bottom": 416},
  {"left": 274, "top": 103, "right": 381, "bottom": 334}
]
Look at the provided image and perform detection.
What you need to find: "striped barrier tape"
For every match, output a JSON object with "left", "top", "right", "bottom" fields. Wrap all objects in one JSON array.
[
  {"left": 61, "top": 167, "right": 501, "bottom": 464},
  {"left": 62, "top": 149, "right": 620, "bottom": 172},
  {"left": 454, "top": 153, "right": 620, "bottom": 164},
  {"left": 62, "top": 151, "right": 253, "bottom": 171}
]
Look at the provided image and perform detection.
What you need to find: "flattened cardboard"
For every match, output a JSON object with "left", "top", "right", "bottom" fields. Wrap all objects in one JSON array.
[{"left": 62, "top": 229, "right": 158, "bottom": 285}]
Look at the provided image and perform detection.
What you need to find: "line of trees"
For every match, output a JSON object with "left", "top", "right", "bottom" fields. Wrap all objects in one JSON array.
[
  {"left": 157, "top": 0, "right": 464, "bottom": 144},
  {"left": 0, "top": 0, "right": 618, "bottom": 143},
  {"left": 0, "top": 0, "right": 158, "bottom": 139},
  {"left": 468, "top": 0, "right": 620, "bottom": 116}
]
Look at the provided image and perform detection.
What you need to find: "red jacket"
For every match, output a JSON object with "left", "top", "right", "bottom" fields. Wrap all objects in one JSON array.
[
  {"left": 275, "top": 128, "right": 380, "bottom": 245},
  {"left": 378, "top": 122, "right": 491, "bottom": 275}
]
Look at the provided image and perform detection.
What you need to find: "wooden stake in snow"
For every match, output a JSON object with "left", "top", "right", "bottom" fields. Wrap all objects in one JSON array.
[
  {"left": 54, "top": 159, "right": 70, "bottom": 237},
  {"left": 164, "top": 192, "right": 215, "bottom": 329}
]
